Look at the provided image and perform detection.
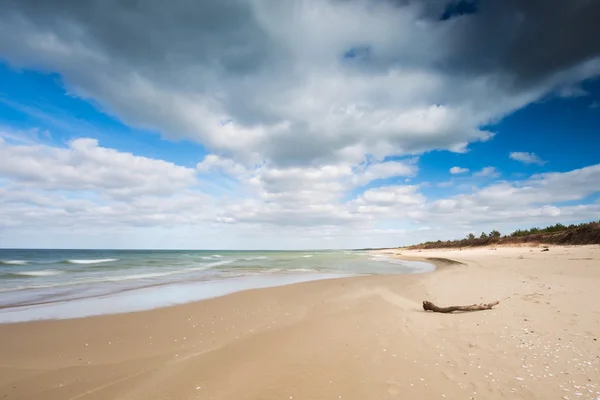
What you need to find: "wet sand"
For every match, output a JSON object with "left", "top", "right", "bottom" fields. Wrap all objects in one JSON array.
[{"left": 1, "top": 245, "right": 599, "bottom": 399}]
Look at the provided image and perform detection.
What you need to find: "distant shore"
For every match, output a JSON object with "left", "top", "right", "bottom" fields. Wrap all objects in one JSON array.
[
  {"left": 403, "top": 220, "right": 600, "bottom": 250},
  {"left": 1, "top": 245, "right": 599, "bottom": 399}
]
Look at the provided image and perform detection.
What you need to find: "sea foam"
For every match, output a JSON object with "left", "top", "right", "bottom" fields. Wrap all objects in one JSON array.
[
  {"left": 0, "top": 260, "right": 28, "bottom": 265},
  {"left": 14, "top": 269, "right": 63, "bottom": 277},
  {"left": 66, "top": 259, "right": 118, "bottom": 265}
]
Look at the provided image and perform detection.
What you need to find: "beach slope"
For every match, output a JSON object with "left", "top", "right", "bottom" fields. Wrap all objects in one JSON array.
[{"left": 1, "top": 245, "right": 599, "bottom": 399}]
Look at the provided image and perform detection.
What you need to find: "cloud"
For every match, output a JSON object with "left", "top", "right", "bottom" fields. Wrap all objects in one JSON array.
[
  {"left": 2, "top": 137, "right": 600, "bottom": 248},
  {"left": 353, "top": 159, "right": 418, "bottom": 186},
  {"left": 414, "top": 165, "right": 600, "bottom": 230},
  {"left": 351, "top": 185, "right": 425, "bottom": 217},
  {"left": 436, "top": 180, "right": 455, "bottom": 188},
  {"left": 196, "top": 154, "right": 419, "bottom": 227},
  {"left": 0, "top": 137, "right": 197, "bottom": 198},
  {"left": 474, "top": 166, "right": 500, "bottom": 177},
  {"left": 449, "top": 166, "right": 469, "bottom": 174},
  {"left": 0, "top": 126, "right": 53, "bottom": 145},
  {"left": 1, "top": 1, "right": 600, "bottom": 248},
  {"left": 0, "top": 138, "right": 217, "bottom": 237},
  {"left": 430, "top": 0, "right": 600, "bottom": 89},
  {"left": 0, "top": 0, "right": 598, "bottom": 171},
  {"left": 350, "top": 163, "right": 600, "bottom": 240},
  {"left": 509, "top": 151, "right": 547, "bottom": 165},
  {"left": 555, "top": 83, "right": 589, "bottom": 98}
]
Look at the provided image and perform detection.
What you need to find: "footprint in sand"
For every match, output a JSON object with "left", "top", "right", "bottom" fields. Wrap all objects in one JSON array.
[
  {"left": 386, "top": 381, "right": 402, "bottom": 396},
  {"left": 521, "top": 293, "right": 544, "bottom": 303}
]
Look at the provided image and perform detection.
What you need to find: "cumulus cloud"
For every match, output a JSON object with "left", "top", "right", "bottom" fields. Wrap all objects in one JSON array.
[
  {"left": 1, "top": 0, "right": 598, "bottom": 170},
  {"left": 353, "top": 160, "right": 418, "bottom": 186},
  {"left": 509, "top": 151, "right": 547, "bottom": 165},
  {"left": 0, "top": 138, "right": 216, "bottom": 237},
  {"left": 349, "top": 163, "right": 600, "bottom": 240},
  {"left": 449, "top": 166, "right": 469, "bottom": 174},
  {"left": 1, "top": 0, "right": 600, "bottom": 247},
  {"left": 195, "top": 154, "right": 419, "bottom": 227},
  {"left": 0, "top": 137, "right": 197, "bottom": 198},
  {"left": 2, "top": 135, "right": 600, "bottom": 247},
  {"left": 0, "top": 137, "right": 423, "bottom": 234},
  {"left": 474, "top": 166, "right": 500, "bottom": 177}
]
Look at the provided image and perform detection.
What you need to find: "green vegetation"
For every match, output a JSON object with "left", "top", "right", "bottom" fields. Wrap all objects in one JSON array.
[
  {"left": 509, "top": 222, "right": 575, "bottom": 237},
  {"left": 405, "top": 219, "right": 600, "bottom": 249}
]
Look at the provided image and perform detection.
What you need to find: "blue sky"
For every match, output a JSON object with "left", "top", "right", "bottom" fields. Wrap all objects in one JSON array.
[
  {"left": 0, "top": 64, "right": 208, "bottom": 167},
  {"left": 1, "top": 0, "right": 599, "bottom": 249}
]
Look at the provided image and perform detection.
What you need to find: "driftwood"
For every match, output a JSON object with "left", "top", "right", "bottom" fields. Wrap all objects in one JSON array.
[{"left": 423, "top": 300, "right": 499, "bottom": 313}]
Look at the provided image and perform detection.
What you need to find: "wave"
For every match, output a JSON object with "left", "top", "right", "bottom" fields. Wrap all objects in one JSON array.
[
  {"left": 200, "top": 255, "right": 226, "bottom": 260},
  {"left": 93, "top": 260, "right": 234, "bottom": 280},
  {"left": 189, "top": 260, "right": 234, "bottom": 271},
  {"left": 218, "top": 267, "right": 324, "bottom": 278},
  {"left": 301, "top": 255, "right": 313, "bottom": 258},
  {"left": 0, "top": 259, "right": 237, "bottom": 293},
  {"left": 0, "top": 260, "right": 28, "bottom": 265},
  {"left": 369, "top": 255, "right": 404, "bottom": 265},
  {"left": 66, "top": 259, "right": 118, "bottom": 265},
  {"left": 11, "top": 269, "right": 64, "bottom": 277}
]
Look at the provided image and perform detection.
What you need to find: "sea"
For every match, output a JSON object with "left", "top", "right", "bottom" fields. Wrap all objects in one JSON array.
[{"left": 0, "top": 249, "right": 434, "bottom": 323}]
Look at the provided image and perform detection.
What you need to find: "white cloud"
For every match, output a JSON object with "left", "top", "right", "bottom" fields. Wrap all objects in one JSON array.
[
  {"left": 196, "top": 154, "right": 250, "bottom": 178},
  {"left": 0, "top": 137, "right": 196, "bottom": 198},
  {"left": 195, "top": 154, "right": 419, "bottom": 227},
  {"left": 1, "top": 0, "right": 596, "bottom": 171},
  {"left": 1, "top": 1, "right": 600, "bottom": 248},
  {"left": 449, "top": 166, "right": 469, "bottom": 174},
  {"left": 0, "top": 126, "right": 53, "bottom": 145},
  {"left": 351, "top": 185, "right": 425, "bottom": 217},
  {"left": 353, "top": 160, "right": 418, "bottom": 186},
  {"left": 509, "top": 151, "right": 547, "bottom": 166},
  {"left": 436, "top": 180, "right": 455, "bottom": 188},
  {"left": 474, "top": 166, "right": 500, "bottom": 178},
  {"left": 348, "top": 164, "right": 600, "bottom": 243},
  {"left": 1, "top": 135, "right": 600, "bottom": 248}
]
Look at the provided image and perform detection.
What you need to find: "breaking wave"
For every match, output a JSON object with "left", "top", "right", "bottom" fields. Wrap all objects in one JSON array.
[
  {"left": 0, "top": 260, "right": 28, "bottom": 265},
  {"left": 65, "top": 259, "right": 119, "bottom": 265},
  {"left": 8, "top": 269, "right": 64, "bottom": 277}
]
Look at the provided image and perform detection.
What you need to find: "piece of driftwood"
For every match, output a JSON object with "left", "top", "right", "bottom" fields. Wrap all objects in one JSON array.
[{"left": 423, "top": 300, "right": 499, "bottom": 313}]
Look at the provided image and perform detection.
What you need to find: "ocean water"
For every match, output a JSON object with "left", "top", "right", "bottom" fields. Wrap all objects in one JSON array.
[{"left": 0, "top": 249, "right": 434, "bottom": 323}]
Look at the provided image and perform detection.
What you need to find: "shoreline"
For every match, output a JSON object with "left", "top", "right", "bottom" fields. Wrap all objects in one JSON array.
[
  {"left": 0, "top": 254, "right": 434, "bottom": 324},
  {"left": 1, "top": 245, "right": 599, "bottom": 399},
  {"left": 0, "top": 272, "right": 356, "bottom": 324}
]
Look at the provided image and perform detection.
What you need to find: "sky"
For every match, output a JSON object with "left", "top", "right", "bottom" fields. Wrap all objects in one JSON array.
[{"left": 0, "top": 0, "right": 599, "bottom": 250}]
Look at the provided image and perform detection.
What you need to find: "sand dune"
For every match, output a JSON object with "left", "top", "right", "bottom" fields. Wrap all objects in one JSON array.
[{"left": 1, "top": 245, "right": 599, "bottom": 399}]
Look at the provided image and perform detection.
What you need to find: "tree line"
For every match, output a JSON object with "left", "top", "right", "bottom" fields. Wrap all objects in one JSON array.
[{"left": 406, "top": 219, "right": 600, "bottom": 249}]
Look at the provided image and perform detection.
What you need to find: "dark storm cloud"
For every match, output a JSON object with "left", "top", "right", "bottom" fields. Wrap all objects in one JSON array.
[
  {"left": 3, "top": 0, "right": 599, "bottom": 89},
  {"left": 0, "top": 0, "right": 274, "bottom": 78},
  {"left": 1, "top": 0, "right": 599, "bottom": 167},
  {"left": 434, "top": 0, "right": 600, "bottom": 88},
  {"left": 0, "top": 0, "right": 290, "bottom": 127}
]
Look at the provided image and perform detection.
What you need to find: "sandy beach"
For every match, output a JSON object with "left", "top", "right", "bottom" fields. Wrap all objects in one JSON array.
[{"left": 1, "top": 245, "right": 599, "bottom": 399}]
